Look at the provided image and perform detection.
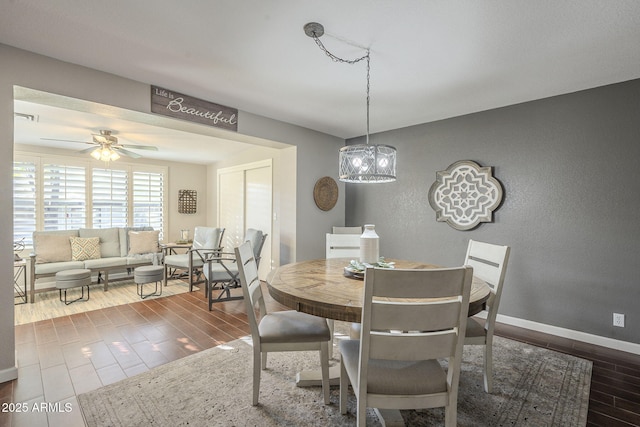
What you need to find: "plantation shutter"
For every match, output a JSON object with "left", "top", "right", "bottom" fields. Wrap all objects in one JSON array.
[
  {"left": 13, "top": 161, "right": 37, "bottom": 245},
  {"left": 133, "top": 171, "right": 164, "bottom": 238},
  {"left": 43, "top": 164, "right": 86, "bottom": 230},
  {"left": 92, "top": 168, "right": 128, "bottom": 228}
]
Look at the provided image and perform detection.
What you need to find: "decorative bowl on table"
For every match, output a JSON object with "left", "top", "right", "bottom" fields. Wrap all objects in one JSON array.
[{"left": 343, "top": 258, "right": 395, "bottom": 279}]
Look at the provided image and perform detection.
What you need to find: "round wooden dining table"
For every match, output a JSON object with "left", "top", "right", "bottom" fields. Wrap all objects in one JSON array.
[{"left": 266, "top": 258, "right": 491, "bottom": 323}]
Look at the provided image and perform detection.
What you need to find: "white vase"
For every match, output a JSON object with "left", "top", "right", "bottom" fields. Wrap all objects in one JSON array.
[{"left": 360, "top": 224, "right": 379, "bottom": 264}]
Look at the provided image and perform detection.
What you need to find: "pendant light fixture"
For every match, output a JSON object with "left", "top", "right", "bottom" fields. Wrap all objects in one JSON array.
[{"left": 304, "top": 22, "right": 396, "bottom": 183}]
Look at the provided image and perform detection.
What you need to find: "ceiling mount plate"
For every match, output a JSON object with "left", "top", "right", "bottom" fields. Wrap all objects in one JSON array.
[{"left": 304, "top": 22, "right": 324, "bottom": 38}]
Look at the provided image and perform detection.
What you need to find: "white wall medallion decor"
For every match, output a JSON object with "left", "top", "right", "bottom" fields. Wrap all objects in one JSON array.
[{"left": 428, "top": 160, "right": 503, "bottom": 231}]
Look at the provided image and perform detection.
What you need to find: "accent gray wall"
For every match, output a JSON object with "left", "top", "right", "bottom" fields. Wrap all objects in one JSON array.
[
  {"left": 0, "top": 44, "right": 343, "bottom": 381},
  {"left": 346, "top": 78, "right": 640, "bottom": 345}
]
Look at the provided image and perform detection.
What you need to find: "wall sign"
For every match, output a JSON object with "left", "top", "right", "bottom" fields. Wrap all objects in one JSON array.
[
  {"left": 151, "top": 85, "right": 238, "bottom": 132},
  {"left": 428, "top": 160, "right": 503, "bottom": 231}
]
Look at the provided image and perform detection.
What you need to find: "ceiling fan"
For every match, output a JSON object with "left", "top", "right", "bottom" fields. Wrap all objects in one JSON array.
[{"left": 41, "top": 129, "right": 158, "bottom": 160}]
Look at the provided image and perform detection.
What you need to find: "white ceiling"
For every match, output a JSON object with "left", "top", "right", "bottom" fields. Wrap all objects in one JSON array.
[{"left": 3, "top": 1, "right": 640, "bottom": 163}]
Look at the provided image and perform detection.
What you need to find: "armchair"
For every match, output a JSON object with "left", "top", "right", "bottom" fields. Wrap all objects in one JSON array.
[
  {"left": 163, "top": 226, "right": 225, "bottom": 291},
  {"left": 203, "top": 228, "right": 267, "bottom": 309}
]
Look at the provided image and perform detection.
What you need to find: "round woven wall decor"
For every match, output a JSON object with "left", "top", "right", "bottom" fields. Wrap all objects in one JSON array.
[{"left": 313, "top": 176, "right": 339, "bottom": 211}]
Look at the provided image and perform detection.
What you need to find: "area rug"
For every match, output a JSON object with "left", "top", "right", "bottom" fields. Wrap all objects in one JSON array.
[
  {"left": 14, "top": 278, "right": 193, "bottom": 325},
  {"left": 77, "top": 322, "right": 591, "bottom": 426}
]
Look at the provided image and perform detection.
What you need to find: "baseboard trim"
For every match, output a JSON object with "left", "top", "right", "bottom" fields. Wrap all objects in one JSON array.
[
  {"left": 496, "top": 314, "right": 640, "bottom": 355},
  {"left": 0, "top": 365, "right": 18, "bottom": 384}
]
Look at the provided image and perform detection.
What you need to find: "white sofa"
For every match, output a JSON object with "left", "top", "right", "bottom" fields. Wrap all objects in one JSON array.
[{"left": 29, "top": 227, "right": 161, "bottom": 302}]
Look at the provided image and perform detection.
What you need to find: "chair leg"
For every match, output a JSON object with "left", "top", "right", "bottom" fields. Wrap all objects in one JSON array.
[
  {"left": 252, "top": 346, "right": 261, "bottom": 406},
  {"left": 356, "top": 399, "right": 366, "bottom": 427},
  {"left": 339, "top": 357, "right": 348, "bottom": 414},
  {"left": 484, "top": 339, "right": 493, "bottom": 393},
  {"left": 320, "top": 341, "right": 330, "bottom": 404},
  {"left": 261, "top": 351, "right": 268, "bottom": 370},
  {"left": 445, "top": 402, "right": 457, "bottom": 427}
]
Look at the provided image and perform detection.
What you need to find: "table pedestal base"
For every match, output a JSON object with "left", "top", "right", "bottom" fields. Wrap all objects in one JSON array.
[{"left": 295, "top": 365, "right": 341, "bottom": 387}]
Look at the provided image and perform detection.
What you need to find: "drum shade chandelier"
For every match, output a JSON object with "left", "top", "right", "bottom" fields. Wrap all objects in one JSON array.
[{"left": 304, "top": 22, "right": 396, "bottom": 183}]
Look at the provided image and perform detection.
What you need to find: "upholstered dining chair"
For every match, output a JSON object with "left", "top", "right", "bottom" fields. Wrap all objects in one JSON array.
[
  {"left": 203, "top": 229, "right": 267, "bottom": 309},
  {"left": 235, "top": 241, "right": 332, "bottom": 406},
  {"left": 163, "top": 226, "right": 224, "bottom": 291},
  {"left": 339, "top": 266, "right": 473, "bottom": 427},
  {"left": 463, "top": 239, "right": 511, "bottom": 393}
]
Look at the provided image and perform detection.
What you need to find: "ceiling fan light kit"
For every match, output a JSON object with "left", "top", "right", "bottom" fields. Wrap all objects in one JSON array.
[
  {"left": 90, "top": 145, "right": 120, "bottom": 162},
  {"left": 304, "top": 22, "right": 397, "bottom": 184}
]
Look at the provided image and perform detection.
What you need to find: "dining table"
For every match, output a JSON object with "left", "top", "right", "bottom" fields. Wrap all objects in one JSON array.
[
  {"left": 267, "top": 257, "right": 491, "bottom": 323},
  {"left": 266, "top": 257, "right": 491, "bottom": 427}
]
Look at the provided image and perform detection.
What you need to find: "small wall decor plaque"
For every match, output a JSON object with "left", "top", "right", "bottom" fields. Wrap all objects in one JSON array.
[
  {"left": 428, "top": 160, "right": 503, "bottom": 230},
  {"left": 178, "top": 189, "right": 197, "bottom": 214}
]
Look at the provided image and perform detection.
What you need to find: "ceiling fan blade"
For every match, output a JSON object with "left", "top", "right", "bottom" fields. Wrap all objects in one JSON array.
[
  {"left": 121, "top": 144, "right": 158, "bottom": 151},
  {"left": 78, "top": 146, "right": 97, "bottom": 154},
  {"left": 116, "top": 148, "right": 142, "bottom": 159},
  {"left": 41, "top": 137, "right": 94, "bottom": 145}
]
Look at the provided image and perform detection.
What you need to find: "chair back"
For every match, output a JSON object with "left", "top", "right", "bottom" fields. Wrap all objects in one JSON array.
[
  {"left": 332, "top": 226, "right": 363, "bottom": 234},
  {"left": 326, "top": 233, "right": 360, "bottom": 259},
  {"left": 464, "top": 240, "right": 510, "bottom": 327},
  {"left": 244, "top": 229, "right": 267, "bottom": 267},
  {"left": 236, "top": 241, "right": 267, "bottom": 343},
  {"left": 358, "top": 266, "right": 472, "bottom": 396},
  {"left": 192, "top": 227, "right": 225, "bottom": 251}
]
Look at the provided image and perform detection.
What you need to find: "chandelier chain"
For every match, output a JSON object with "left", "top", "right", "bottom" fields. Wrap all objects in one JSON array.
[{"left": 309, "top": 32, "right": 371, "bottom": 144}]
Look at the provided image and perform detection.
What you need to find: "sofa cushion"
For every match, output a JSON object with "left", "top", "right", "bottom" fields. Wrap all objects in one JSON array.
[
  {"left": 34, "top": 261, "right": 85, "bottom": 275},
  {"left": 84, "top": 257, "right": 129, "bottom": 269},
  {"left": 33, "top": 232, "right": 76, "bottom": 264},
  {"left": 129, "top": 230, "right": 160, "bottom": 255},
  {"left": 79, "top": 228, "right": 120, "bottom": 258},
  {"left": 119, "top": 227, "right": 153, "bottom": 256},
  {"left": 70, "top": 237, "right": 101, "bottom": 261}
]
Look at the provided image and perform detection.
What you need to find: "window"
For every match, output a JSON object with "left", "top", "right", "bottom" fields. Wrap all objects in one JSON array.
[
  {"left": 13, "top": 153, "right": 166, "bottom": 246},
  {"left": 133, "top": 171, "right": 164, "bottom": 234},
  {"left": 93, "top": 168, "right": 128, "bottom": 228},
  {"left": 13, "top": 161, "right": 37, "bottom": 244},
  {"left": 43, "top": 163, "right": 86, "bottom": 230}
]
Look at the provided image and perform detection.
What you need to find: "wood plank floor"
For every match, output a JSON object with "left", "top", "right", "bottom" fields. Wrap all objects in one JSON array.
[{"left": 1, "top": 282, "right": 639, "bottom": 427}]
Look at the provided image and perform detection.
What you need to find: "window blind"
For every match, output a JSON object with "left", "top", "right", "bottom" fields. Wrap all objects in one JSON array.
[
  {"left": 92, "top": 168, "right": 128, "bottom": 228},
  {"left": 13, "top": 161, "right": 37, "bottom": 245},
  {"left": 133, "top": 171, "right": 164, "bottom": 239},
  {"left": 43, "top": 164, "right": 86, "bottom": 231}
]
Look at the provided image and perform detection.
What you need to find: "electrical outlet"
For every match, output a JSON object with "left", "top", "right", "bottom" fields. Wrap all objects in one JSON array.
[{"left": 613, "top": 313, "right": 625, "bottom": 328}]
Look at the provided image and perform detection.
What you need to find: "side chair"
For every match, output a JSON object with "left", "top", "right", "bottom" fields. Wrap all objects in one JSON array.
[
  {"left": 339, "top": 266, "right": 473, "bottom": 427},
  {"left": 235, "top": 241, "right": 332, "bottom": 406},
  {"left": 463, "top": 239, "right": 510, "bottom": 393}
]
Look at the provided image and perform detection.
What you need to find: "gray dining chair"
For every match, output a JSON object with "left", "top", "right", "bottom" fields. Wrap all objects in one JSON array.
[
  {"left": 235, "top": 241, "right": 332, "bottom": 406},
  {"left": 339, "top": 266, "right": 473, "bottom": 427},
  {"left": 463, "top": 239, "right": 510, "bottom": 393},
  {"left": 163, "top": 226, "right": 224, "bottom": 291}
]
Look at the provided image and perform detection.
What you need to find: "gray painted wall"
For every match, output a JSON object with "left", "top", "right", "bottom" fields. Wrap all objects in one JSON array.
[
  {"left": 346, "top": 78, "right": 640, "bottom": 345},
  {"left": 0, "top": 44, "right": 343, "bottom": 380}
]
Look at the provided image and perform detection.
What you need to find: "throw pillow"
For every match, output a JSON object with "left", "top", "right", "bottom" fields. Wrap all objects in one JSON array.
[
  {"left": 79, "top": 228, "right": 120, "bottom": 258},
  {"left": 69, "top": 237, "right": 101, "bottom": 261},
  {"left": 128, "top": 230, "right": 160, "bottom": 255},
  {"left": 34, "top": 233, "right": 74, "bottom": 264}
]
